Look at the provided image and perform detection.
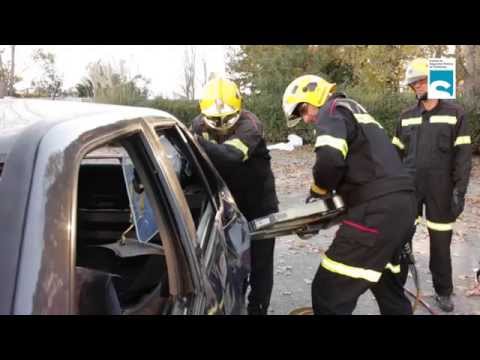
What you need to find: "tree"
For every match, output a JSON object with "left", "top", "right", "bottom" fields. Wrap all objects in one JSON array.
[
  {"left": 336, "top": 45, "right": 425, "bottom": 92},
  {"left": 227, "top": 45, "right": 327, "bottom": 95},
  {"left": 30, "top": 49, "right": 63, "bottom": 99},
  {"left": 226, "top": 45, "right": 332, "bottom": 140},
  {"left": 0, "top": 46, "right": 21, "bottom": 97},
  {"left": 200, "top": 56, "right": 208, "bottom": 88},
  {"left": 225, "top": 45, "right": 431, "bottom": 141},
  {"left": 227, "top": 45, "right": 427, "bottom": 95},
  {"left": 84, "top": 59, "right": 150, "bottom": 105},
  {"left": 75, "top": 78, "right": 94, "bottom": 98},
  {"left": 461, "top": 45, "right": 480, "bottom": 111},
  {"left": 9, "top": 45, "right": 15, "bottom": 96},
  {"left": 177, "top": 45, "right": 196, "bottom": 100},
  {"left": 422, "top": 45, "right": 449, "bottom": 58},
  {"left": 0, "top": 49, "right": 6, "bottom": 97}
]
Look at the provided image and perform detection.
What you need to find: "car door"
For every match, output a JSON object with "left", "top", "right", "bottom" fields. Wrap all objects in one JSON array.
[
  {"left": 73, "top": 128, "right": 205, "bottom": 315},
  {"left": 145, "top": 121, "right": 251, "bottom": 314},
  {"left": 173, "top": 124, "right": 251, "bottom": 315}
]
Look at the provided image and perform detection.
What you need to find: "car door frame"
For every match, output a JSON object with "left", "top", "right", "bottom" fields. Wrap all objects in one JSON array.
[
  {"left": 146, "top": 119, "right": 250, "bottom": 314},
  {"left": 9, "top": 116, "right": 202, "bottom": 314}
]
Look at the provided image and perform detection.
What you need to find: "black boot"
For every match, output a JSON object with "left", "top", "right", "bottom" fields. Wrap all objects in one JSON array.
[
  {"left": 247, "top": 303, "right": 268, "bottom": 315},
  {"left": 435, "top": 294, "right": 454, "bottom": 312}
]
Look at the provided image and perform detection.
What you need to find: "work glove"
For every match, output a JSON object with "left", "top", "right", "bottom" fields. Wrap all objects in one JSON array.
[
  {"left": 401, "top": 241, "right": 415, "bottom": 265},
  {"left": 195, "top": 133, "right": 218, "bottom": 145},
  {"left": 305, "top": 184, "right": 329, "bottom": 204},
  {"left": 451, "top": 188, "right": 465, "bottom": 219}
]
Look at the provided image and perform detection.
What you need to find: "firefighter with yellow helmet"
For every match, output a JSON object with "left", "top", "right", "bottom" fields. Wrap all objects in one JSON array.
[
  {"left": 282, "top": 74, "right": 416, "bottom": 314},
  {"left": 192, "top": 77, "right": 279, "bottom": 315},
  {"left": 393, "top": 58, "right": 472, "bottom": 312}
]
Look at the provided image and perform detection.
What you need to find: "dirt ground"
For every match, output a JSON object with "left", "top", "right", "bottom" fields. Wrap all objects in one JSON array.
[{"left": 267, "top": 146, "right": 480, "bottom": 315}]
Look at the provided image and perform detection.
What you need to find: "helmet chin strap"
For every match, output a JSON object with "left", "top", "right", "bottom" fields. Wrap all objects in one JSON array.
[{"left": 416, "top": 92, "right": 428, "bottom": 101}]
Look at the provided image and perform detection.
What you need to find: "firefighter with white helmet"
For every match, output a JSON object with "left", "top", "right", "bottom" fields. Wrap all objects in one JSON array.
[
  {"left": 393, "top": 58, "right": 472, "bottom": 312},
  {"left": 405, "top": 57, "right": 429, "bottom": 88}
]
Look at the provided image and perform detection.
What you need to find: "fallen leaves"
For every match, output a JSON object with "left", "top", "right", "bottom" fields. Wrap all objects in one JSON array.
[
  {"left": 465, "top": 284, "right": 480, "bottom": 297},
  {"left": 270, "top": 146, "right": 315, "bottom": 195},
  {"left": 466, "top": 196, "right": 480, "bottom": 206}
]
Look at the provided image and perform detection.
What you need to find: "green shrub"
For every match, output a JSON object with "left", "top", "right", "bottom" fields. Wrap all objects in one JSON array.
[
  {"left": 342, "top": 88, "right": 412, "bottom": 137},
  {"left": 143, "top": 92, "right": 479, "bottom": 152},
  {"left": 140, "top": 97, "right": 199, "bottom": 128}
]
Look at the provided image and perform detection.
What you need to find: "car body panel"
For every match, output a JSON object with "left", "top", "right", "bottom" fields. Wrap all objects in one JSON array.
[{"left": 0, "top": 99, "right": 250, "bottom": 315}]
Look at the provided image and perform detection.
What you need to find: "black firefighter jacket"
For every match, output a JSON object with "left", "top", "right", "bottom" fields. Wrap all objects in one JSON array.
[
  {"left": 393, "top": 99, "right": 472, "bottom": 197},
  {"left": 192, "top": 110, "right": 279, "bottom": 220},
  {"left": 312, "top": 93, "right": 414, "bottom": 206}
]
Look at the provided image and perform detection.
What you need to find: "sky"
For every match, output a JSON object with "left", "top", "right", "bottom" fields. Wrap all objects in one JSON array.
[
  {"left": 0, "top": 45, "right": 233, "bottom": 99},
  {"left": 2, "top": 45, "right": 457, "bottom": 99}
]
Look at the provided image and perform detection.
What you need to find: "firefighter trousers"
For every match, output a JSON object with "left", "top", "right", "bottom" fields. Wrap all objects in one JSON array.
[
  {"left": 242, "top": 193, "right": 278, "bottom": 315},
  {"left": 312, "top": 191, "right": 416, "bottom": 315},
  {"left": 401, "top": 171, "right": 455, "bottom": 296},
  {"left": 246, "top": 236, "right": 275, "bottom": 315}
]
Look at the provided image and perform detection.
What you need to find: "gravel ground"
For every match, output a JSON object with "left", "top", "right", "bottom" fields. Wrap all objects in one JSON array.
[{"left": 267, "top": 146, "right": 480, "bottom": 315}]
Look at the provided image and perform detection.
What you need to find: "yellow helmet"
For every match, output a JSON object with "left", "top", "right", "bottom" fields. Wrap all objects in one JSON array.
[
  {"left": 405, "top": 58, "right": 429, "bottom": 86},
  {"left": 199, "top": 77, "right": 242, "bottom": 133},
  {"left": 282, "top": 75, "right": 336, "bottom": 128}
]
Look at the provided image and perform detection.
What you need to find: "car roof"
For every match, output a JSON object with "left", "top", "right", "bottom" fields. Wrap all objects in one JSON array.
[{"left": 0, "top": 98, "right": 177, "bottom": 157}]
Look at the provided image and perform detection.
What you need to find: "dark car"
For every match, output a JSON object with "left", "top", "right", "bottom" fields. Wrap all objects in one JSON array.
[{"left": 0, "top": 98, "right": 251, "bottom": 315}]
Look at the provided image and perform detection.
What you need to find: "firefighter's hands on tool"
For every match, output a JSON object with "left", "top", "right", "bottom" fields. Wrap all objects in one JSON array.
[{"left": 306, "top": 183, "right": 330, "bottom": 204}]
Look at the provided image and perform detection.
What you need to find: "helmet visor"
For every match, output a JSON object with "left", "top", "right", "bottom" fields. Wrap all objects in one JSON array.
[
  {"left": 407, "top": 75, "right": 427, "bottom": 86},
  {"left": 204, "top": 112, "right": 240, "bottom": 130},
  {"left": 286, "top": 102, "right": 307, "bottom": 128},
  {"left": 287, "top": 114, "right": 302, "bottom": 128}
]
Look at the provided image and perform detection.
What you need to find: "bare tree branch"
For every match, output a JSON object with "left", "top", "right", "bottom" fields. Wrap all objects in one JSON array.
[
  {"left": 0, "top": 49, "right": 6, "bottom": 97},
  {"left": 201, "top": 56, "right": 208, "bottom": 88},
  {"left": 9, "top": 45, "right": 15, "bottom": 96},
  {"left": 179, "top": 46, "right": 196, "bottom": 100}
]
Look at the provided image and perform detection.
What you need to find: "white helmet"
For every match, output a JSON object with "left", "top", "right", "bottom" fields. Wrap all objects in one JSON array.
[{"left": 405, "top": 58, "right": 429, "bottom": 86}]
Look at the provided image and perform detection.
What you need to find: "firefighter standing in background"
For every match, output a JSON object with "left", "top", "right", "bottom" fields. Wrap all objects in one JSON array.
[
  {"left": 191, "top": 77, "right": 279, "bottom": 315},
  {"left": 393, "top": 58, "right": 472, "bottom": 312},
  {"left": 282, "top": 74, "right": 416, "bottom": 314}
]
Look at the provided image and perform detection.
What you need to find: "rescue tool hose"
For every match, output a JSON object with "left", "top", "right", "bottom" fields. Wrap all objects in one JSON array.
[
  {"left": 404, "top": 287, "right": 439, "bottom": 315},
  {"left": 403, "top": 243, "right": 424, "bottom": 314},
  {"left": 293, "top": 248, "right": 434, "bottom": 315},
  {"left": 409, "top": 263, "right": 421, "bottom": 313}
]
